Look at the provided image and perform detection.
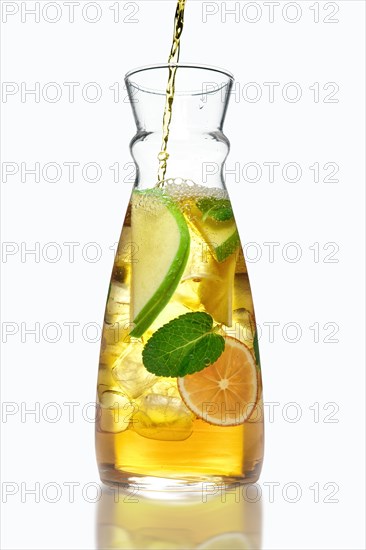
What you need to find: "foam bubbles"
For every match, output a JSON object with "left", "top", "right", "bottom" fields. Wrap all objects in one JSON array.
[{"left": 157, "top": 177, "right": 229, "bottom": 203}]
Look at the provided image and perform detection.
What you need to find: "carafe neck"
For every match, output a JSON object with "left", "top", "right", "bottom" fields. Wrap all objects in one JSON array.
[{"left": 125, "top": 64, "right": 234, "bottom": 189}]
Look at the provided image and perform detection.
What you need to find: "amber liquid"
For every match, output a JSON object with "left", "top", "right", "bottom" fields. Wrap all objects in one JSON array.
[{"left": 96, "top": 184, "right": 263, "bottom": 486}]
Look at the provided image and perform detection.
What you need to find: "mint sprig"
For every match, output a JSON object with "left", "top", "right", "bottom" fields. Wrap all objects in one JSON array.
[
  {"left": 197, "top": 198, "right": 233, "bottom": 222},
  {"left": 142, "top": 312, "right": 225, "bottom": 377}
]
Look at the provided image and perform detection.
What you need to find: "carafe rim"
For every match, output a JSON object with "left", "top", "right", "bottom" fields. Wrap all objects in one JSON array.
[{"left": 124, "top": 63, "right": 234, "bottom": 97}]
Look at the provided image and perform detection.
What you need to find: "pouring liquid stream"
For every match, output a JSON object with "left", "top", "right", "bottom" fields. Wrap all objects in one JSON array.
[{"left": 157, "top": 0, "right": 187, "bottom": 183}]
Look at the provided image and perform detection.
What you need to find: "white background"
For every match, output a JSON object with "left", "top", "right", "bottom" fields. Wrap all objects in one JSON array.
[{"left": 1, "top": 1, "right": 365, "bottom": 549}]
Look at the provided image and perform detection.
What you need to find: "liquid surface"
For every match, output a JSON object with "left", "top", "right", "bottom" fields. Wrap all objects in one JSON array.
[{"left": 96, "top": 183, "right": 264, "bottom": 482}]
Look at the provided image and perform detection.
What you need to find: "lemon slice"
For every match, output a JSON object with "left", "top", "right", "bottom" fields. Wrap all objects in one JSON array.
[
  {"left": 196, "top": 252, "right": 236, "bottom": 326},
  {"left": 178, "top": 337, "right": 258, "bottom": 426}
]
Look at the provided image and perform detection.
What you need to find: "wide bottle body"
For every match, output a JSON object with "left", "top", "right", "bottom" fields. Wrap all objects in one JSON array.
[{"left": 96, "top": 181, "right": 263, "bottom": 487}]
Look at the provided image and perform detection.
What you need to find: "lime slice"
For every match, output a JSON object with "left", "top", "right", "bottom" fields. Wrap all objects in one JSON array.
[
  {"left": 189, "top": 202, "right": 240, "bottom": 262},
  {"left": 130, "top": 189, "right": 190, "bottom": 337},
  {"left": 215, "top": 228, "right": 240, "bottom": 262}
]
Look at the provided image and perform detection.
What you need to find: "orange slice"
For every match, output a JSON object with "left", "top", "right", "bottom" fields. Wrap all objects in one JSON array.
[{"left": 178, "top": 337, "right": 258, "bottom": 426}]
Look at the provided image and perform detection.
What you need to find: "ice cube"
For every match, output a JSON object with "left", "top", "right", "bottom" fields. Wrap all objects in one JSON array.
[
  {"left": 97, "top": 364, "right": 121, "bottom": 400},
  {"left": 99, "top": 316, "right": 132, "bottom": 371},
  {"left": 133, "top": 393, "right": 195, "bottom": 441},
  {"left": 105, "top": 281, "right": 130, "bottom": 325},
  {"left": 98, "top": 390, "right": 133, "bottom": 433},
  {"left": 173, "top": 279, "right": 202, "bottom": 311},
  {"left": 147, "top": 379, "right": 180, "bottom": 398},
  {"left": 228, "top": 308, "right": 255, "bottom": 349},
  {"left": 112, "top": 342, "right": 159, "bottom": 398}
]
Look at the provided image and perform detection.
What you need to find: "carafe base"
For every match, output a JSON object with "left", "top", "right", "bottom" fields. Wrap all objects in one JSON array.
[{"left": 98, "top": 462, "right": 263, "bottom": 499}]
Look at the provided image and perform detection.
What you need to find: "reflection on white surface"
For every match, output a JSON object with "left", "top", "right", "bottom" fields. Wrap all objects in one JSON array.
[{"left": 96, "top": 484, "right": 262, "bottom": 549}]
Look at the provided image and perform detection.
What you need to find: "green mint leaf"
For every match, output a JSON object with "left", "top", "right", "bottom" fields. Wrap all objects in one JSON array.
[
  {"left": 253, "top": 331, "right": 261, "bottom": 369},
  {"left": 197, "top": 198, "right": 234, "bottom": 222},
  {"left": 142, "top": 312, "right": 225, "bottom": 377}
]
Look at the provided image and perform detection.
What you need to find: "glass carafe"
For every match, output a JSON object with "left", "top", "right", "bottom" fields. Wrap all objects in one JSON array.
[{"left": 96, "top": 64, "right": 264, "bottom": 490}]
